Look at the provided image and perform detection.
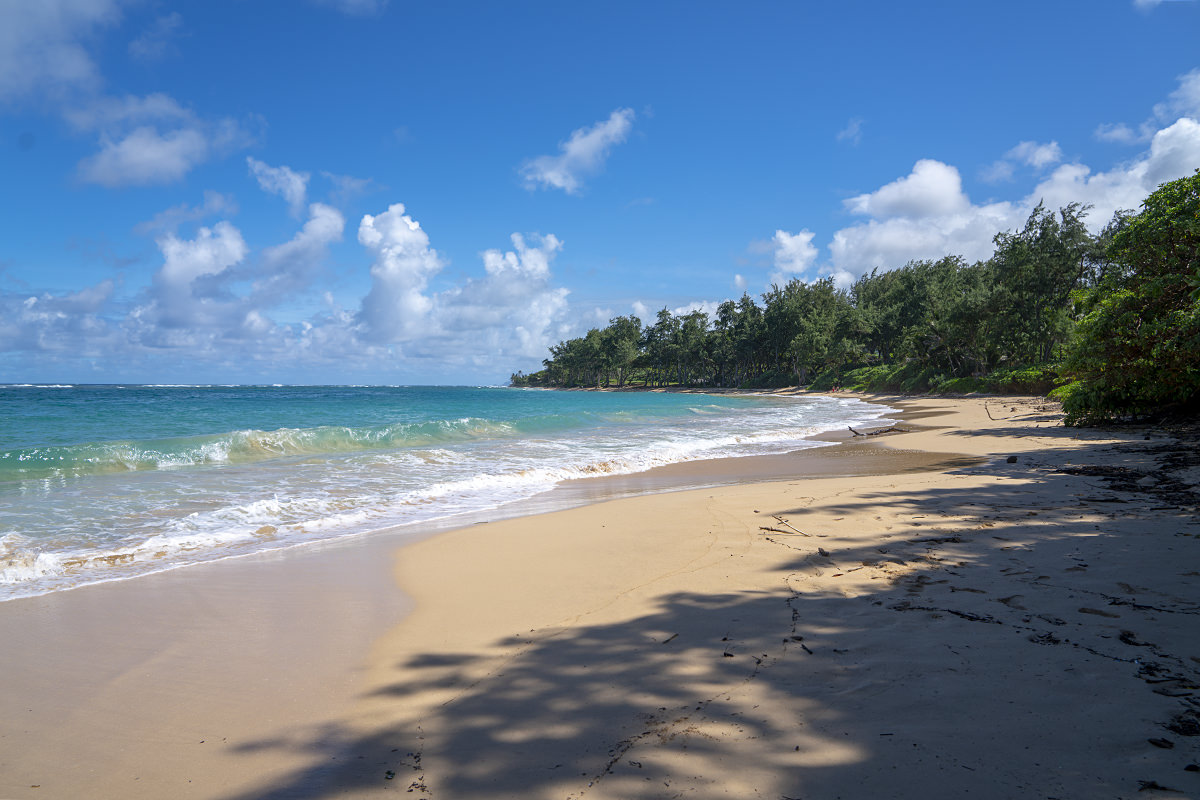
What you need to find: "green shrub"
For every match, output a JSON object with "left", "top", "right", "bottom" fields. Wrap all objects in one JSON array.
[{"left": 1050, "top": 380, "right": 1119, "bottom": 425}]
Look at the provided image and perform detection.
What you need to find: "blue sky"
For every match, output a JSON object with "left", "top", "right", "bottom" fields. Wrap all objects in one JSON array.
[{"left": 2, "top": 0, "right": 1199, "bottom": 384}]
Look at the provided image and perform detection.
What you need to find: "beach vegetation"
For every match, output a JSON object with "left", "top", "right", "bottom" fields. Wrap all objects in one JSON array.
[
  {"left": 1057, "top": 170, "right": 1200, "bottom": 424},
  {"left": 512, "top": 173, "right": 1200, "bottom": 425}
]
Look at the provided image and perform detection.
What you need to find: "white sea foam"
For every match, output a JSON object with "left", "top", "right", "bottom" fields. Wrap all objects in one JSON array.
[
  {"left": 0, "top": 391, "right": 895, "bottom": 600},
  {"left": 3, "top": 384, "right": 75, "bottom": 389}
]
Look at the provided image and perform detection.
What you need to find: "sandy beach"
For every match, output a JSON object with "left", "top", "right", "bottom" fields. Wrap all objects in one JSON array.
[{"left": 2, "top": 395, "right": 1198, "bottom": 799}]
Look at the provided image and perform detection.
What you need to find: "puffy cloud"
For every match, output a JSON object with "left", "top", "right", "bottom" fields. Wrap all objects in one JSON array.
[
  {"left": 145, "top": 221, "right": 248, "bottom": 332},
  {"left": 825, "top": 268, "right": 857, "bottom": 290},
  {"left": 72, "top": 96, "right": 253, "bottom": 186},
  {"left": 771, "top": 229, "right": 818, "bottom": 284},
  {"left": 830, "top": 196, "right": 1020, "bottom": 274},
  {"left": 845, "top": 159, "right": 969, "bottom": 219},
  {"left": 0, "top": 281, "right": 116, "bottom": 354},
  {"left": 828, "top": 114, "right": 1200, "bottom": 279},
  {"left": 672, "top": 300, "right": 722, "bottom": 319},
  {"left": 521, "top": 108, "right": 635, "bottom": 195},
  {"left": 126, "top": 209, "right": 345, "bottom": 355},
  {"left": 128, "top": 12, "right": 183, "bottom": 62},
  {"left": 0, "top": 0, "right": 123, "bottom": 101},
  {"left": 118, "top": 220, "right": 259, "bottom": 354},
  {"left": 156, "top": 221, "right": 247, "bottom": 289},
  {"left": 481, "top": 232, "right": 560, "bottom": 280},
  {"left": 1030, "top": 117, "right": 1200, "bottom": 224},
  {"left": 831, "top": 156, "right": 1023, "bottom": 273},
  {"left": 356, "top": 204, "right": 444, "bottom": 342},
  {"left": 247, "top": 157, "right": 311, "bottom": 216},
  {"left": 6, "top": 194, "right": 575, "bottom": 380},
  {"left": 121, "top": 203, "right": 350, "bottom": 360},
  {"left": 434, "top": 233, "right": 569, "bottom": 358},
  {"left": 2, "top": 191, "right": 564, "bottom": 381}
]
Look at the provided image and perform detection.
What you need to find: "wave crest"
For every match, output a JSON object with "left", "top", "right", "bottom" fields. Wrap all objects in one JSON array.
[{"left": 0, "top": 417, "right": 524, "bottom": 480}]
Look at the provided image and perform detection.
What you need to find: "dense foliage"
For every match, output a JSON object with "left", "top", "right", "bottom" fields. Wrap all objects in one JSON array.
[
  {"left": 1055, "top": 171, "right": 1200, "bottom": 423},
  {"left": 513, "top": 172, "right": 1200, "bottom": 425}
]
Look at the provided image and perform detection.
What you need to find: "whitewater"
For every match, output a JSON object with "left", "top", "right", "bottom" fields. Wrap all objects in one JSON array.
[{"left": 0, "top": 385, "right": 896, "bottom": 600}]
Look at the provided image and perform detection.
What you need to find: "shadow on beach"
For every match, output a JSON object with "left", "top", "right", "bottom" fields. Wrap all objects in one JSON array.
[{"left": 221, "top": 431, "right": 1200, "bottom": 800}]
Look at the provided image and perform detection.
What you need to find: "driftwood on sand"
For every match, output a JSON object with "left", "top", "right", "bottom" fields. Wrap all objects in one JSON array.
[{"left": 847, "top": 425, "right": 906, "bottom": 437}]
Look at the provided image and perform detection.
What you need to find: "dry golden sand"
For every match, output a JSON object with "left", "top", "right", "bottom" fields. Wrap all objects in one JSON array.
[{"left": 1, "top": 395, "right": 1198, "bottom": 799}]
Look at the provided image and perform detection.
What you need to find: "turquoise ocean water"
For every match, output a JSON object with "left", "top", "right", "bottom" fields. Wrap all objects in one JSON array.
[{"left": 0, "top": 385, "right": 895, "bottom": 601}]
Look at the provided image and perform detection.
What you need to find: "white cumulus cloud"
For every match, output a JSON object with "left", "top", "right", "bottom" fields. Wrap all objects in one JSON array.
[
  {"left": 9, "top": 192, "right": 579, "bottom": 380},
  {"left": 771, "top": 229, "right": 818, "bottom": 284},
  {"left": 356, "top": 204, "right": 445, "bottom": 343},
  {"left": 830, "top": 190, "right": 1020, "bottom": 275},
  {"left": 827, "top": 110, "right": 1200, "bottom": 280},
  {"left": 1030, "top": 116, "right": 1200, "bottom": 225},
  {"left": 436, "top": 233, "right": 571, "bottom": 359},
  {"left": 156, "top": 221, "right": 247, "bottom": 288},
  {"left": 845, "top": 159, "right": 970, "bottom": 219},
  {"left": 0, "top": 280, "right": 117, "bottom": 355},
  {"left": 672, "top": 300, "right": 722, "bottom": 319},
  {"left": 127, "top": 220, "right": 249, "bottom": 339},
  {"left": 521, "top": 108, "right": 635, "bottom": 195}
]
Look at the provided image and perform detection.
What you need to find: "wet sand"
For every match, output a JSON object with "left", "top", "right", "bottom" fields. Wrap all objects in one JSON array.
[{"left": 2, "top": 395, "right": 1198, "bottom": 799}]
